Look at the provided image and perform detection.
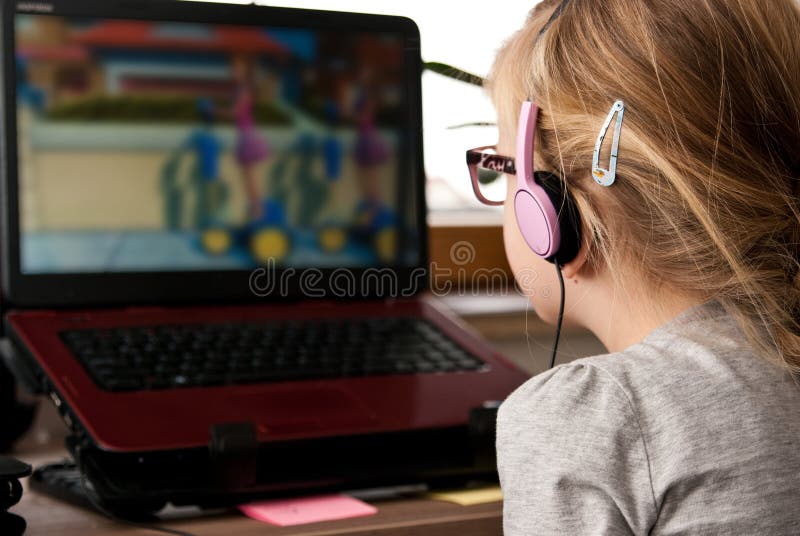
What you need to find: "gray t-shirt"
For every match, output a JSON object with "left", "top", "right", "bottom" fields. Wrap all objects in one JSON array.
[{"left": 496, "top": 302, "right": 800, "bottom": 535}]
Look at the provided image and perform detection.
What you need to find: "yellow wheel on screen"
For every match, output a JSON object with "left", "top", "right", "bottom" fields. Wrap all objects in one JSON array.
[
  {"left": 201, "top": 228, "right": 232, "bottom": 256},
  {"left": 250, "top": 228, "right": 290, "bottom": 263},
  {"left": 319, "top": 227, "right": 347, "bottom": 253},
  {"left": 374, "top": 228, "right": 397, "bottom": 263}
]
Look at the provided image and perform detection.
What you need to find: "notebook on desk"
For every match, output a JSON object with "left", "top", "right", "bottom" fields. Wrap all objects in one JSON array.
[{"left": 0, "top": 0, "right": 527, "bottom": 507}]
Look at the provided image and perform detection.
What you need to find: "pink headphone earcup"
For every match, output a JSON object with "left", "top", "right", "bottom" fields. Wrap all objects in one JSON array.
[
  {"left": 514, "top": 189, "right": 560, "bottom": 258},
  {"left": 514, "top": 172, "right": 582, "bottom": 264}
]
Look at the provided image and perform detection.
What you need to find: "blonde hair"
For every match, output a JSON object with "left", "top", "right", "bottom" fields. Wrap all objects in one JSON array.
[{"left": 489, "top": 0, "right": 800, "bottom": 371}]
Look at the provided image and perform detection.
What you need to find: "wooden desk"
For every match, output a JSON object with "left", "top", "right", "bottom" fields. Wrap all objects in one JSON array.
[
  {"left": 19, "top": 493, "right": 501, "bottom": 536},
  {"left": 10, "top": 299, "right": 603, "bottom": 535}
]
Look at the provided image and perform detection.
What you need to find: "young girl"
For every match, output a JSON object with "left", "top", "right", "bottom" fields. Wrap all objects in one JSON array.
[{"left": 476, "top": 0, "right": 800, "bottom": 533}]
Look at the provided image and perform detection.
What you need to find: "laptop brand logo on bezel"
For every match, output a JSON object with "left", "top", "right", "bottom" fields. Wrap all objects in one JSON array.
[{"left": 17, "top": 2, "right": 54, "bottom": 12}]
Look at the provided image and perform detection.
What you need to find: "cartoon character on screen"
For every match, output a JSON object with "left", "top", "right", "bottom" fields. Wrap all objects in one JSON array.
[
  {"left": 160, "top": 99, "right": 230, "bottom": 251},
  {"left": 352, "top": 87, "right": 391, "bottom": 202},
  {"left": 268, "top": 133, "right": 329, "bottom": 225},
  {"left": 351, "top": 84, "right": 397, "bottom": 263},
  {"left": 189, "top": 99, "right": 232, "bottom": 254},
  {"left": 266, "top": 131, "right": 357, "bottom": 257},
  {"left": 190, "top": 99, "right": 229, "bottom": 228},
  {"left": 183, "top": 97, "right": 291, "bottom": 263},
  {"left": 230, "top": 54, "right": 271, "bottom": 220}
]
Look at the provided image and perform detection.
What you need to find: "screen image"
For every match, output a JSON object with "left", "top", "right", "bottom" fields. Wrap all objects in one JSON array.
[{"left": 15, "top": 14, "right": 410, "bottom": 274}]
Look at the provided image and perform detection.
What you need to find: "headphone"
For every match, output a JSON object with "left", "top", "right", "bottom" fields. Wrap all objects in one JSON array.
[
  {"left": 513, "top": 0, "right": 629, "bottom": 368},
  {"left": 513, "top": 101, "right": 583, "bottom": 370},
  {"left": 514, "top": 101, "right": 582, "bottom": 266}
]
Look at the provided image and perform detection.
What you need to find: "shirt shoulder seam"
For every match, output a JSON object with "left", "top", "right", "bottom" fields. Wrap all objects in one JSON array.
[{"left": 578, "top": 362, "right": 659, "bottom": 517}]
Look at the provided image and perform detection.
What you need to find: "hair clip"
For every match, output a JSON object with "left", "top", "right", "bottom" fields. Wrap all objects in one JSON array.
[{"left": 592, "top": 100, "right": 625, "bottom": 187}]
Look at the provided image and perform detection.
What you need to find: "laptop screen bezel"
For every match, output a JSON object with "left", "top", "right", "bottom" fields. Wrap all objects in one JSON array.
[{"left": 0, "top": 0, "right": 428, "bottom": 308}]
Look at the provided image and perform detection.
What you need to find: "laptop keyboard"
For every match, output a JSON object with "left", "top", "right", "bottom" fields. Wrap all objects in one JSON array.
[{"left": 60, "top": 317, "right": 487, "bottom": 392}]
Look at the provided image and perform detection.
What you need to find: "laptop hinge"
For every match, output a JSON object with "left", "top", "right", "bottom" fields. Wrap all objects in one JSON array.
[{"left": 208, "top": 422, "right": 258, "bottom": 489}]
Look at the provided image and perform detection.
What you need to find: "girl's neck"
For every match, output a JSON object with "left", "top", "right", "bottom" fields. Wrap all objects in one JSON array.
[{"left": 575, "top": 275, "right": 705, "bottom": 353}]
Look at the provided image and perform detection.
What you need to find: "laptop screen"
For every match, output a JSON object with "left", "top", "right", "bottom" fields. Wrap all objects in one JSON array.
[{"left": 14, "top": 13, "right": 417, "bottom": 275}]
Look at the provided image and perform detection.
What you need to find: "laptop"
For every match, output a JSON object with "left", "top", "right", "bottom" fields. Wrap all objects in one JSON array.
[{"left": 0, "top": 0, "right": 527, "bottom": 507}]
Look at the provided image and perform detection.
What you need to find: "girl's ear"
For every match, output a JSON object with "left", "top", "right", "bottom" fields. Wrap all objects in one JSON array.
[{"left": 560, "top": 236, "right": 590, "bottom": 279}]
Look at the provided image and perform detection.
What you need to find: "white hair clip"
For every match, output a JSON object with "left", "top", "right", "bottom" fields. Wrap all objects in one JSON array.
[{"left": 592, "top": 100, "right": 625, "bottom": 187}]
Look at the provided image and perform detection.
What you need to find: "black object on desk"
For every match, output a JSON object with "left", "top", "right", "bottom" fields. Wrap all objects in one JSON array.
[
  {"left": 0, "top": 357, "right": 37, "bottom": 453},
  {"left": 0, "top": 455, "right": 32, "bottom": 536}
]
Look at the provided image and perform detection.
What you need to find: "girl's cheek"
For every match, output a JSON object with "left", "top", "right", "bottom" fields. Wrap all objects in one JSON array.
[{"left": 503, "top": 181, "right": 534, "bottom": 295}]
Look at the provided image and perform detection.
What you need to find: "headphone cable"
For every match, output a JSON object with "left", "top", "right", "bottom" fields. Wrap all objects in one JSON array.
[{"left": 550, "top": 260, "right": 566, "bottom": 369}]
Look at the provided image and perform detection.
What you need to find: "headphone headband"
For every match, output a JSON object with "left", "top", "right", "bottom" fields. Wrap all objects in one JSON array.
[{"left": 514, "top": 101, "right": 565, "bottom": 260}]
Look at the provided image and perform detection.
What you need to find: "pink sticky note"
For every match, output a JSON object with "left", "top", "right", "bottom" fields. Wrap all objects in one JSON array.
[{"left": 239, "top": 494, "right": 378, "bottom": 527}]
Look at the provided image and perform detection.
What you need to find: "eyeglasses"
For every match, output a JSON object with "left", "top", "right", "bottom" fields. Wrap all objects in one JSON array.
[{"left": 466, "top": 145, "right": 516, "bottom": 206}]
